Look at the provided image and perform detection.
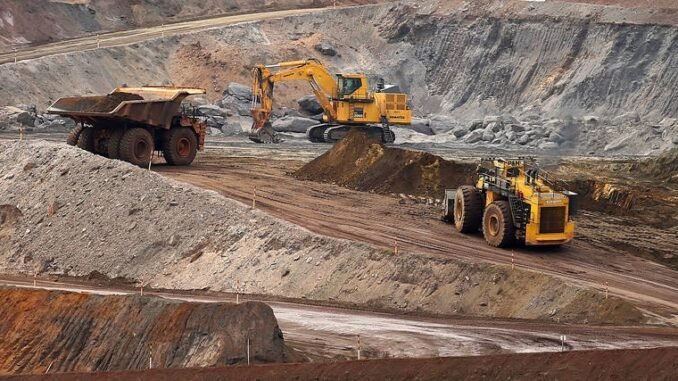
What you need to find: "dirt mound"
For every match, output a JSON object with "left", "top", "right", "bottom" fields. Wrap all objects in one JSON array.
[
  {"left": 294, "top": 129, "right": 475, "bottom": 198},
  {"left": 66, "top": 92, "right": 144, "bottom": 113},
  {"left": 0, "top": 140, "right": 646, "bottom": 325},
  {"left": 0, "top": 288, "right": 292, "bottom": 375},
  {"left": 9, "top": 347, "right": 678, "bottom": 381}
]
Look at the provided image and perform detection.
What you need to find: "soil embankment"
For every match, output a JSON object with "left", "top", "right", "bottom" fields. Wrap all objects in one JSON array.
[
  {"left": 0, "top": 288, "right": 291, "bottom": 375},
  {"left": 5, "top": 347, "right": 677, "bottom": 381},
  {"left": 295, "top": 129, "right": 475, "bottom": 198},
  {"left": 0, "top": 140, "right": 645, "bottom": 325}
]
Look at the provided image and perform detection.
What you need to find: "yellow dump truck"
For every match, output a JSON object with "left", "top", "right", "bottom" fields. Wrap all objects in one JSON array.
[
  {"left": 47, "top": 87, "right": 207, "bottom": 167},
  {"left": 443, "top": 158, "right": 576, "bottom": 247}
]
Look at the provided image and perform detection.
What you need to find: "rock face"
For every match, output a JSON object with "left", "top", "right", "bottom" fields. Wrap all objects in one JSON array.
[
  {"left": 313, "top": 43, "right": 337, "bottom": 57},
  {"left": 0, "top": 288, "right": 292, "bottom": 375}
]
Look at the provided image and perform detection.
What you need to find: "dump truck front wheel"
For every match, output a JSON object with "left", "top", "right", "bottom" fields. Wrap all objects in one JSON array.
[
  {"left": 120, "top": 128, "right": 153, "bottom": 167},
  {"left": 67, "top": 125, "right": 84, "bottom": 146},
  {"left": 454, "top": 186, "right": 483, "bottom": 233},
  {"left": 482, "top": 201, "right": 515, "bottom": 248},
  {"left": 163, "top": 127, "right": 198, "bottom": 166},
  {"left": 76, "top": 127, "right": 95, "bottom": 152}
]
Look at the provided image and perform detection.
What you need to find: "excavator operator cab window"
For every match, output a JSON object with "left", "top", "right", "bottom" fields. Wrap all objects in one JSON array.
[{"left": 338, "top": 76, "right": 362, "bottom": 98}]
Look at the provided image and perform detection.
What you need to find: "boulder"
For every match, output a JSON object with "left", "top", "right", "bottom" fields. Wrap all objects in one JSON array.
[
  {"left": 34, "top": 114, "right": 75, "bottom": 131},
  {"left": 486, "top": 122, "right": 503, "bottom": 133},
  {"left": 507, "top": 124, "right": 525, "bottom": 133},
  {"left": 483, "top": 115, "right": 502, "bottom": 127},
  {"left": 225, "top": 82, "right": 252, "bottom": 101},
  {"left": 297, "top": 95, "right": 323, "bottom": 115},
  {"left": 452, "top": 127, "right": 468, "bottom": 138},
  {"left": 518, "top": 134, "right": 531, "bottom": 145},
  {"left": 208, "top": 127, "right": 222, "bottom": 135},
  {"left": 197, "top": 105, "right": 228, "bottom": 118},
  {"left": 501, "top": 114, "right": 519, "bottom": 125},
  {"left": 469, "top": 119, "right": 484, "bottom": 131},
  {"left": 583, "top": 115, "right": 599, "bottom": 125},
  {"left": 544, "top": 119, "right": 563, "bottom": 130},
  {"left": 271, "top": 116, "right": 318, "bottom": 133},
  {"left": 548, "top": 132, "right": 564, "bottom": 144},
  {"left": 314, "top": 43, "right": 337, "bottom": 57},
  {"left": 465, "top": 129, "right": 483, "bottom": 144},
  {"left": 410, "top": 118, "right": 434, "bottom": 135},
  {"left": 482, "top": 130, "right": 495, "bottom": 142},
  {"left": 221, "top": 120, "right": 244, "bottom": 136}
]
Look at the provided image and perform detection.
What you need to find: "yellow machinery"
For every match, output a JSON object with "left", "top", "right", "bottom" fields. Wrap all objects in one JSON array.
[
  {"left": 249, "top": 59, "right": 412, "bottom": 143},
  {"left": 443, "top": 158, "right": 576, "bottom": 247}
]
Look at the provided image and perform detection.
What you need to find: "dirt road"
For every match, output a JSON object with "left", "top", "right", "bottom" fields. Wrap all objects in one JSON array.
[
  {"left": 155, "top": 144, "right": 678, "bottom": 321},
  {"left": 1, "top": 276, "right": 676, "bottom": 363},
  {"left": 0, "top": 8, "right": 324, "bottom": 64}
]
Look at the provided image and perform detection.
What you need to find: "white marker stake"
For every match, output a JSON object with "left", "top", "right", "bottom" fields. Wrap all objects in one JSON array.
[
  {"left": 149, "top": 344, "right": 153, "bottom": 369},
  {"left": 605, "top": 282, "right": 609, "bottom": 299},
  {"left": 33, "top": 274, "right": 36, "bottom": 288},
  {"left": 161, "top": 24, "right": 165, "bottom": 39},
  {"left": 96, "top": 34, "right": 100, "bottom": 49},
  {"left": 511, "top": 250, "right": 515, "bottom": 271},
  {"left": 252, "top": 187, "right": 257, "bottom": 208},
  {"left": 357, "top": 335, "right": 361, "bottom": 360},
  {"left": 247, "top": 337, "right": 250, "bottom": 366},
  {"left": 14, "top": 48, "right": 17, "bottom": 64},
  {"left": 560, "top": 335, "right": 567, "bottom": 352}
]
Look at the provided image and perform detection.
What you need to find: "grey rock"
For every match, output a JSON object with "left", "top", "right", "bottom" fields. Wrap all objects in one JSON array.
[
  {"left": 659, "top": 117, "right": 676, "bottom": 128},
  {"left": 612, "top": 111, "right": 640, "bottom": 125},
  {"left": 314, "top": 43, "right": 337, "bottom": 57},
  {"left": 0, "top": 106, "right": 35, "bottom": 130},
  {"left": 297, "top": 95, "right": 323, "bottom": 115},
  {"left": 507, "top": 124, "right": 525, "bottom": 133},
  {"left": 225, "top": 82, "right": 252, "bottom": 101},
  {"left": 208, "top": 127, "right": 222, "bottom": 135},
  {"left": 483, "top": 115, "right": 502, "bottom": 127},
  {"left": 482, "top": 130, "right": 495, "bottom": 142},
  {"left": 410, "top": 118, "right": 434, "bottom": 135},
  {"left": 465, "top": 129, "right": 483, "bottom": 143},
  {"left": 501, "top": 114, "right": 519, "bottom": 125},
  {"left": 539, "top": 141, "right": 559, "bottom": 150},
  {"left": 271, "top": 116, "right": 318, "bottom": 133},
  {"left": 452, "top": 127, "right": 468, "bottom": 138},
  {"left": 429, "top": 115, "right": 458, "bottom": 134},
  {"left": 469, "top": 119, "right": 484, "bottom": 131},
  {"left": 221, "top": 120, "right": 243, "bottom": 136},
  {"left": 544, "top": 119, "right": 563, "bottom": 130},
  {"left": 548, "top": 132, "right": 564, "bottom": 144},
  {"left": 518, "top": 135, "right": 531, "bottom": 145},
  {"left": 486, "top": 122, "right": 503, "bottom": 133},
  {"left": 583, "top": 115, "right": 599, "bottom": 124},
  {"left": 197, "top": 105, "right": 228, "bottom": 118}
]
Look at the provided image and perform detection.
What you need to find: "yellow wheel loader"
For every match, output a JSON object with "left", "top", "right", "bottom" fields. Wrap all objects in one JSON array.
[
  {"left": 249, "top": 59, "right": 412, "bottom": 143},
  {"left": 443, "top": 158, "right": 576, "bottom": 247}
]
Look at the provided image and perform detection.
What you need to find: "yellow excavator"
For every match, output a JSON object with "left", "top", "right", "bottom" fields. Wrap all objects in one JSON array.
[{"left": 249, "top": 59, "right": 412, "bottom": 143}]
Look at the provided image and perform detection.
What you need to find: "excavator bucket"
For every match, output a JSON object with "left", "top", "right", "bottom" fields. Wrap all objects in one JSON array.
[{"left": 248, "top": 122, "right": 281, "bottom": 144}]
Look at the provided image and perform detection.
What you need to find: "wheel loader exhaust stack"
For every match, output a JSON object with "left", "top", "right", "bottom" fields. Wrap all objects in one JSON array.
[{"left": 443, "top": 158, "right": 576, "bottom": 247}]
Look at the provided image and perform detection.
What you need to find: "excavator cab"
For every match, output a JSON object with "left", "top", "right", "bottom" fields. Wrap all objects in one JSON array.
[{"left": 337, "top": 74, "right": 369, "bottom": 100}]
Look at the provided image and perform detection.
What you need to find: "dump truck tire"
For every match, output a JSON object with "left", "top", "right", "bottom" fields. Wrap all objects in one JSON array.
[
  {"left": 163, "top": 127, "right": 197, "bottom": 166},
  {"left": 76, "top": 127, "right": 95, "bottom": 152},
  {"left": 120, "top": 128, "right": 153, "bottom": 167},
  {"left": 482, "top": 201, "right": 515, "bottom": 248},
  {"left": 107, "top": 129, "right": 125, "bottom": 160},
  {"left": 67, "top": 125, "right": 84, "bottom": 146},
  {"left": 454, "top": 186, "right": 483, "bottom": 233}
]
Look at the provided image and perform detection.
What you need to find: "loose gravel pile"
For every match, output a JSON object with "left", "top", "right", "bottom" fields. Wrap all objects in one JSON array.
[{"left": 0, "top": 140, "right": 644, "bottom": 324}]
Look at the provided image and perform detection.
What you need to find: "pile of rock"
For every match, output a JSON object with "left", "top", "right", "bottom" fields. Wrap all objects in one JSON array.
[{"left": 0, "top": 104, "right": 76, "bottom": 132}]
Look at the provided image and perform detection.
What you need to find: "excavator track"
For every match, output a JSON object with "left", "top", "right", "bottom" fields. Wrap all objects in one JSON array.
[
  {"left": 323, "top": 125, "right": 394, "bottom": 144},
  {"left": 306, "top": 124, "right": 333, "bottom": 143}
]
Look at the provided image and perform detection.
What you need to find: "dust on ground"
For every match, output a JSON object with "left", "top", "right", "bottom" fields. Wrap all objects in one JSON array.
[{"left": 294, "top": 129, "right": 476, "bottom": 198}]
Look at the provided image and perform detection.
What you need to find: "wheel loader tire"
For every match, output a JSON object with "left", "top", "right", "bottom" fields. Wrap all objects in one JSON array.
[
  {"left": 454, "top": 186, "right": 483, "bottom": 233},
  {"left": 163, "top": 127, "right": 198, "bottom": 166},
  {"left": 482, "top": 201, "right": 515, "bottom": 248},
  {"left": 67, "top": 125, "right": 84, "bottom": 146},
  {"left": 119, "top": 128, "right": 153, "bottom": 167},
  {"left": 107, "top": 128, "right": 125, "bottom": 160},
  {"left": 76, "top": 127, "right": 95, "bottom": 152}
]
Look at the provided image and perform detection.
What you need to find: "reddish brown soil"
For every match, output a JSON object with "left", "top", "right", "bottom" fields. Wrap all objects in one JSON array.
[
  {"left": 294, "top": 129, "right": 476, "bottom": 198},
  {"left": 0, "top": 288, "right": 293, "bottom": 376},
  {"left": 155, "top": 152, "right": 678, "bottom": 320},
  {"left": 5, "top": 347, "right": 677, "bottom": 381}
]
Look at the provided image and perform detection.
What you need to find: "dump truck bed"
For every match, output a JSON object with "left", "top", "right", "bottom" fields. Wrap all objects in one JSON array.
[{"left": 47, "top": 87, "right": 205, "bottom": 129}]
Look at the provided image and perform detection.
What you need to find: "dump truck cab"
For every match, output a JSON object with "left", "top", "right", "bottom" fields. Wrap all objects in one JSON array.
[{"left": 444, "top": 158, "right": 576, "bottom": 247}]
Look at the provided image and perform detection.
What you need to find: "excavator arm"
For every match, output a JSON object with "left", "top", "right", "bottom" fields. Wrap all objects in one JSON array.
[{"left": 249, "top": 59, "right": 338, "bottom": 143}]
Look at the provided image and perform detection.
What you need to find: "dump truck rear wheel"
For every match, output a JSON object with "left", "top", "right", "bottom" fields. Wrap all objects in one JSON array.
[
  {"left": 120, "top": 128, "right": 153, "bottom": 167},
  {"left": 454, "top": 186, "right": 483, "bottom": 233},
  {"left": 107, "top": 129, "right": 125, "bottom": 160},
  {"left": 67, "top": 125, "right": 84, "bottom": 146},
  {"left": 163, "top": 127, "right": 197, "bottom": 166},
  {"left": 482, "top": 201, "right": 515, "bottom": 248},
  {"left": 76, "top": 127, "right": 95, "bottom": 152}
]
